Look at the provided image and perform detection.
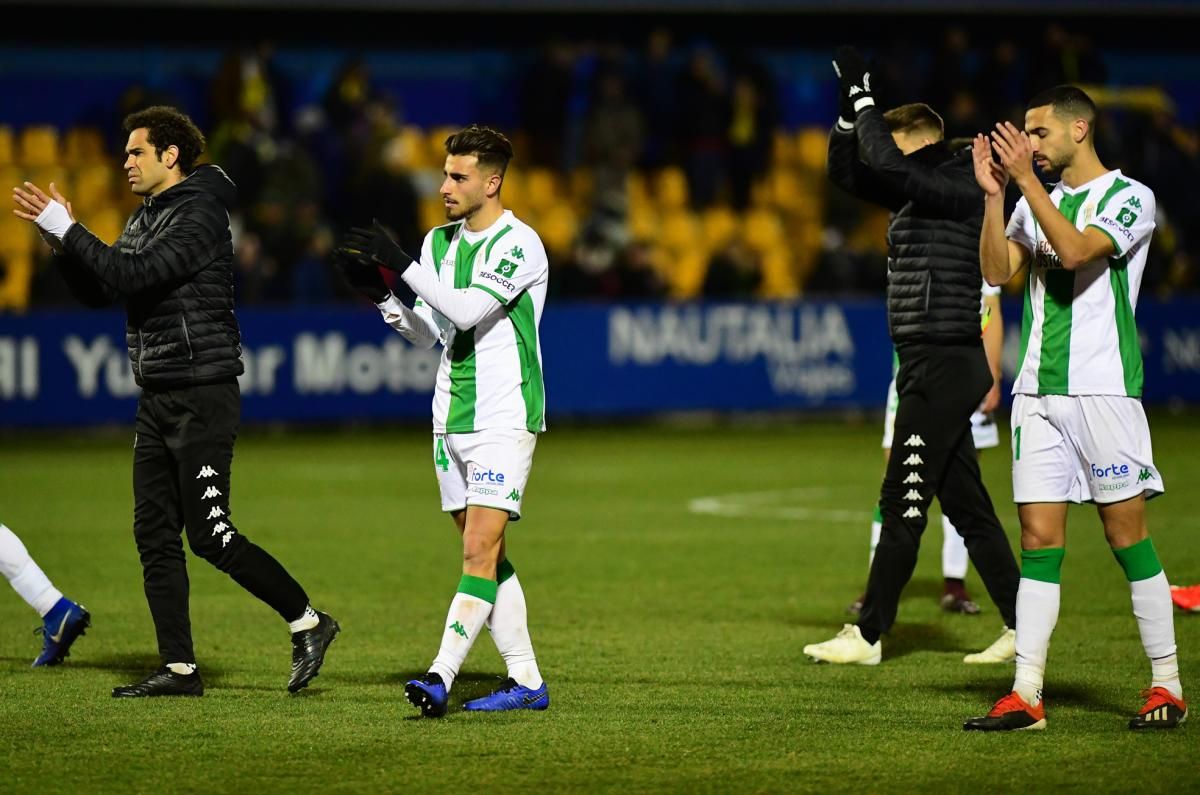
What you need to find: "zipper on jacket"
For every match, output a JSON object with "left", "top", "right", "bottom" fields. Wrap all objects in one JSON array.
[
  {"left": 180, "top": 316, "right": 194, "bottom": 360},
  {"left": 137, "top": 329, "right": 145, "bottom": 379}
]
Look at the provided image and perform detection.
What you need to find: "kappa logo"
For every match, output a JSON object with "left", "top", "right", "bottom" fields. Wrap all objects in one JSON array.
[
  {"left": 211, "top": 521, "right": 229, "bottom": 537},
  {"left": 902, "top": 506, "right": 922, "bottom": 519},
  {"left": 904, "top": 435, "right": 925, "bottom": 447},
  {"left": 904, "top": 489, "right": 921, "bottom": 501},
  {"left": 509, "top": 245, "right": 525, "bottom": 261},
  {"left": 1138, "top": 468, "right": 1154, "bottom": 483},
  {"left": 206, "top": 506, "right": 225, "bottom": 520},
  {"left": 196, "top": 466, "right": 218, "bottom": 479},
  {"left": 220, "top": 531, "right": 234, "bottom": 548},
  {"left": 903, "top": 472, "right": 923, "bottom": 484},
  {"left": 1125, "top": 196, "right": 1142, "bottom": 211},
  {"left": 450, "top": 621, "right": 469, "bottom": 639},
  {"left": 507, "top": 488, "right": 521, "bottom": 501},
  {"left": 903, "top": 454, "right": 924, "bottom": 466},
  {"left": 202, "top": 486, "right": 222, "bottom": 500}
]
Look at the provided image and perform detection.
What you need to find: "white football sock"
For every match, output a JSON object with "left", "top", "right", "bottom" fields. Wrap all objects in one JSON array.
[
  {"left": 0, "top": 524, "right": 62, "bottom": 616},
  {"left": 1013, "top": 578, "right": 1060, "bottom": 706},
  {"left": 941, "top": 514, "right": 969, "bottom": 580},
  {"left": 288, "top": 605, "right": 320, "bottom": 633},
  {"left": 488, "top": 573, "right": 543, "bottom": 689},
  {"left": 429, "top": 577, "right": 495, "bottom": 691},
  {"left": 1131, "top": 572, "right": 1182, "bottom": 699}
]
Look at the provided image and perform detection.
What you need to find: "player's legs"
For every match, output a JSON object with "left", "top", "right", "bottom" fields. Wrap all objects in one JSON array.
[
  {"left": 941, "top": 412, "right": 998, "bottom": 612},
  {"left": 0, "top": 522, "right": 90, "bottom": 666}
]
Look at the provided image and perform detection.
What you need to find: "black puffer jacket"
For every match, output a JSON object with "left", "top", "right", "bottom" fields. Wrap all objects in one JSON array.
[
  {"left": 58, "top": 165, "right": 244, "bottom": 388},
  {"left": 827, "top": 108, "right": 984, "bottom": 345}
]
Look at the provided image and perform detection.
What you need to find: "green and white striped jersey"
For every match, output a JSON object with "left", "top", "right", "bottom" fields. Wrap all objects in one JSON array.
[
  {"left": 416, "top": 210, "right": 548, "bottom": 434},
  {"left": 1005, "top": 169, "right": 1155, "bottom": 397}
]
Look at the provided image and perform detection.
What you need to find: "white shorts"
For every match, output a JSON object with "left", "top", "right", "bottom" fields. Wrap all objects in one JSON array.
[
  {"left": 434, "top": 429, "right": 537, "bottom": 520},
  {"left": 1010, "top": 393, "right": 1164, "bottom": 504},
  {"left": 882, "top": 376, "right": 998, "bottom": 450}
]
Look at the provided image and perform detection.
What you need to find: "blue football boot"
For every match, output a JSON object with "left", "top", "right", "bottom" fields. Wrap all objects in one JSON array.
[
  {"left": 463, "top": 678, "right": 549, "bottom": 712},
  {"left": 33, "top": 597, "right": 90, "bottom": 667},
  {"left": 405, "top": 672, "right": 449, "bottom": 717}
]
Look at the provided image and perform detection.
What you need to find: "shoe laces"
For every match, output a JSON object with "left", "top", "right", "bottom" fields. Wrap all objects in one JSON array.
[
  {"left": 495, "top": 677, "right": 520, "bottom": 692},
  {"left": 836, "top": 624, "right": 860, "bottom": 640}
]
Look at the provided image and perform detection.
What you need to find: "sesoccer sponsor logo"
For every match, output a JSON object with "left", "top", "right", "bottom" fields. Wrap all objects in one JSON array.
[
  {"left": 480, "top": 271, "right": 517, "bottom": 292},
  {"left": 1115, "top": 207, "right": 1138, "bottom": 228},
  {"left": 494, "top": 259, "right": 520, "bottom": 278},
  {"left": 1099, "top": 215, "right": 1135, "bottom": 243}
]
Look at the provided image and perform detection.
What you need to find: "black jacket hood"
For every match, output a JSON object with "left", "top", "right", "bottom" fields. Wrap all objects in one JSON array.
[{"left": 148, "top": 164, "right": 238, "bottom": 210}]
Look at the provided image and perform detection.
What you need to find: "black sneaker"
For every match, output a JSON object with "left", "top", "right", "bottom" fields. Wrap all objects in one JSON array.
[
  {"left": 405, "top": 672, "right": 449, "bottom": 717},
  {"left": 288, "top": 611, "right": 340, "bottom": 693},
  {"left": 963, "top": 691, "right": 1046, "bottom": 731},
  {"left": 112, "top": 667, "right": 204, "bottom": 698}
]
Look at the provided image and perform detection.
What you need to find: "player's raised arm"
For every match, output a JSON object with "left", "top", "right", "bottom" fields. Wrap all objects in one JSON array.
[{"left": 974, "top": 135, "right": 1027, "bottom": 286}]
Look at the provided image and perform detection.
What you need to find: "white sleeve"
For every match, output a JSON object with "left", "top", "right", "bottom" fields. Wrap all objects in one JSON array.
[
  {"left": 1087, "top": 183, "right": 1156, "bottom": 258},
  {"left": 1005, "top": 197, "right": 1035, "bottom": 254},
  {"left": 400, "top": 265, "right": 504, "bottom": 331},
  {"left": 472, "top": 229, "right": 549, "bottom": 307},
  {"left": 376, "top": 294, "right": 440, "bottom": 349}
]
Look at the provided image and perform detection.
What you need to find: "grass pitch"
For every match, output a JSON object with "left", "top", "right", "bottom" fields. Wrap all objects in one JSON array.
[{"left": 1, "top": 414, "right": 1197, "bottom": 793}]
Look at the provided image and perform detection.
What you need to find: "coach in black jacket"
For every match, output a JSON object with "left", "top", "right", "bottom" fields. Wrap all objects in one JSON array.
[
  {"left": 803, "top": 50, "right": 1019, "bottom": 666},
  {"left": 13, "top": 106, "right": 338, "bottom": 697}
]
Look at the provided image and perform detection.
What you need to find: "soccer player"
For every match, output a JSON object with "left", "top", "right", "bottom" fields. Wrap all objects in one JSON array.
[
  {"left": 336, "top": 125, "right": 548, "bottom": 717},
  {"left": 13, "top": 106, "right": 339, "bottom": 697},
  {"left": 851, "top": 283, "right": 1004, "bottom": 617},
  {"left": 965, "top": 86, "right": 1186, "bottom": 730},
  {"left": 1, "top": 522, "right": 90, "bottom": 666},
  {"left": 804, "top": 48, "right": 1020, "bottom": 667}
]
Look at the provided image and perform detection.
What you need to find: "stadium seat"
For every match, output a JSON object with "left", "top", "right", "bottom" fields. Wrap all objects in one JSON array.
[
  {"left": 701, "top": 206, "right": 739, "bottom": 251},
  {"left": 538, "top": 204, "right": 577, "bottom": 259},
  {"left": 71, "top": 164, "right": 116, "bottom": 216},
  {"left": 0, "top": 252, "right": 33, "bottom": 311},
  {"left": 18, "top": 126, "right": 59, "bottom": 169},
  {"left": 795, "top": 126, "right": 828, "bottom": 173},
  {"left": 0, "top": 214, "right": 35, "bottom": 257},
  {"left": 426, "top": 126, "right": 459, "bottom": 168},
  {"left": 89, "top": 208, "right": 126, "bottom": 245},
  {"left": 660, "top": 210, "right": 703, "bottom": 257},
  {"left": 759, "top": 248, "right": 798, "bottom": 298},
  {"left": 0, "top": 126, "right": 13, "bottom": 166},
  {"left": 63, "top": 127, "right": 107, "bottom": 168},
  {"left": 626, "top": 207, "right": 659, "bottom": 244},
  {"left": 772, "top": 130, "right": 796, "bottom": 168},
  {"left": 419, "top": 195, "right": 448, "bottom": 233},
  {"left": 655, "top": 167, "right": 689, "bottom": 210},
  {"left": 525, "top": 168, "right": 558, "bottom": 214},
  {"left": 742, "top": 208, "right": 785, "bottom": 254},
  {"left": 666, "top": 249, "right": 708, "bottom": 299},
  {"left": 568, "top": 168, "right": 593, "bottom": 212}
]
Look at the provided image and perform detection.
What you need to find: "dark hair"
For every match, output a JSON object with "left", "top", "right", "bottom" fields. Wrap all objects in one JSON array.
[
  {"left": 883, "top": 103, "right": 945, "bottom": 139},
  {"left": 122, "top": 105, "right": 206, "bottom": 173},
  {"left": 444, "top": 124, "right": 514, "bottom": 178},
  {"left": 1026, "top": 85, "right": 1097, "bottom": 132}
]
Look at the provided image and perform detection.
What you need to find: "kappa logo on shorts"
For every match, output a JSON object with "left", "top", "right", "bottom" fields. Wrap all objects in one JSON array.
[
  {"left": 902, "top": 506, "right": 922, "bottom": 519},
  {"left": 904, "top": 435, "right": 925, "bottom": 447},
  {"left": 202, "top": 486, "right": 222, "bottom": 500},
  {"left": 507, "top": 488, "right": 521, "bottom": 501},
  {"left": 220, "top": 531, "right": 235, "bottom": 547},
  {"left": 196, "top": 466, "right": 218, "bottom": 479},
  {"left": 903, "top": 489, "right": 921, "bottom": 501},
  {"left": 206, "top": 506, "right": 225, "bottom": 520},
  {"left": 211, "top": 521, "right": 229, "bottom": 536},
  {"left": 903, "top": 454, "right": 924, "bottom": 466},
  {"left": 903, "top": 473, "right": 923, "bottom": 484},
  {"left": 1138, "top": 468, "right": 1154, "bottom": 483}
]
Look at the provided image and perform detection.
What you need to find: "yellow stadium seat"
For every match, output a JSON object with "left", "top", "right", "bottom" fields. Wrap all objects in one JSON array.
[
  {"left": 759, "top": 248, "right": 798, "bottom": 298},
  {"left": 627, "top": 207, "right": 659, "bottom": 244},
  {"left": 89, "top": 208, "right": 126, "bottom": 245},
  {"left": 667, "top": 250, "right": 708, "bottom": 299},
  {"left": 660, "top": 210, "right": 703, "bottom": 256},
  {"left": 795, "top": 126, "right": 828, "bottom": 173},
  {"left": 381, "top": 126, "right": 425, "bottom": 173},
  {"left": 71, "top": 164, "right": 116, "bottom": 216},
  {"left": 655, "top": 167, "right": 689, "bottom": 210},
  {"left": 769, "top": 169, "right": 804, "bottom": 210},
  {"left": 772, "top": 130, "right": 795, "bottom": 168},
  {"left": 0, "top": 126, "right": 13, "bottom": 166},
  {"left": 538, "top": 205, "right": 577, "bottom": 259},
  {"left": 0, "top": 166, "right": 20, "bottom": 195},
  {"left": 0, "top": 252, "right": 33, "bottom": 312},
  {"left": 525, "top": 168, "right": 558, "bottom": 214},
  {"left": 742, "top": 208, "right": 784, "bottom": 254},
  {"left": 63, "top": 127, "right": 107, "bottom": 168},
  {"left": 626, "top": 172, "right": 648, "bottom": 208},
  {"left": 28, "top": 167, "right": 70, "bottom": 202},
  {"left": 568, "top": 168, "right": 593, "bottom": 211},
  {"left": 419, "top": 196, "right": 448, "bottom": 233},
  {"left": 426, "top": 126, "right": 459, "bottom": 168},
  {"left": 701, "top": 206, "right": 739, "bottom": 251},
  {"left": 18, "top": 126, "right": 59, "bottom": 169},
  {"left": 0, "top": 215, "right": 35, "bottom": 256}
]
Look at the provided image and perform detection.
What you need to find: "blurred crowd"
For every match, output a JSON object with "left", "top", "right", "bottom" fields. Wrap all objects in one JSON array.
[{"left": 1, "top": 23, "right": 1198, "bottom": 311}]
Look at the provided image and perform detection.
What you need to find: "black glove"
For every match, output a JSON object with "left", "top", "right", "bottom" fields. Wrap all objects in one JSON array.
[
  {"left": 336, "top": 219, "right": 413, "bottom": 274},
  {"left": 832, "top": 46, "right": 874, "bottom": 119},
  {"left": 332, "top": 250, "right": 390, "bottom": 304}
]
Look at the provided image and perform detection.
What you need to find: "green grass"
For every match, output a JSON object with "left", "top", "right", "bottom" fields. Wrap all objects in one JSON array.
[{"left": 1, "top": 414, "right": 1197, "bottom": 793}]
